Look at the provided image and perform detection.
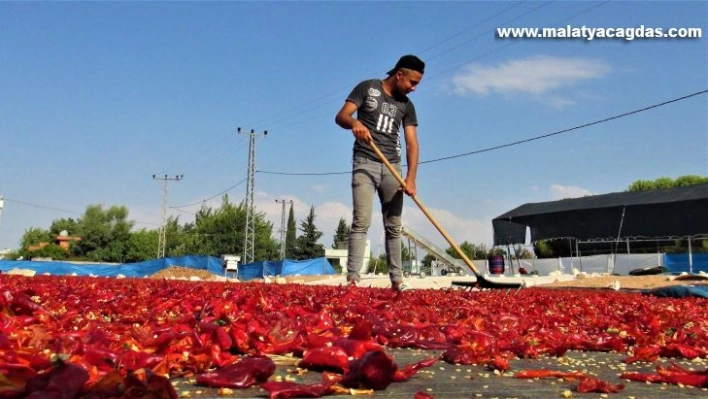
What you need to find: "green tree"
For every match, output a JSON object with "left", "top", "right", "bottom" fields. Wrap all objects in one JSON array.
[
  {"left": 26, "top": 244, "right": 69, "bottom": 260},
  {"left": 48, "top": 218, "right": 80, "bottom": 237},
  {"left": 532, "top": 238, "right": 575, "bottom": 258},
  {"left": 20, "top": 227, "right": 52, "bottom": 248},
  {"left": 187, "top": 196, "right": 278, "bottom": 261},
  {"left": 71, "top": 205, "right": 134, "bottom": 262},
  {"left": 444, "top": 241, "right": 489, "bottom": 261},
  {"left": 627, "top": 175, "right": 708, "bottom": 191},
  {"left": 675, "top": 175, "right": 708, "bottom": 187},
  {"left": 513, "top": 245, "right": 534, "bottom": 259},
  {"left": 124, "top": 229, "right": 159, "bottom": 262},
  {"left": 293, "top": 206, "right": 324, "bottom": 260},
  {"left": 368, "top": 253, "right": 388, "bottom": 274},
  {"left": 332, "top": 218, "right": 350, "bottom": 249},
  {"left": 367, "top": 240, "right": 413, "bottom": 275},
  {"left": 17, "top": 227, "right": 70, "bottom": 260},
  {"left": 285, "top": 204, "right": 297, "bottom": 259}
]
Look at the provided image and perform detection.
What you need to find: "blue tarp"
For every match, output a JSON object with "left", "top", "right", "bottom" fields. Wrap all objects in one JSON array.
[
  {"left": 642, "top": 286, "right": 708, "bottom": 298},
  {"left": 238, "top": 258, "right": 336, "bottom": 281},
  {"left": 0, "top": 255, "right": 223, "bottom": 278},
  {"left": 664, "top": 253, "right": 708, "bottom": 274}
]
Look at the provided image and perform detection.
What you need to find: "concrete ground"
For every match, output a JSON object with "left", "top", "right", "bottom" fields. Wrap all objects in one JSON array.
[{"left": 172, "top": 348, "right": 708, "bottom": 398}]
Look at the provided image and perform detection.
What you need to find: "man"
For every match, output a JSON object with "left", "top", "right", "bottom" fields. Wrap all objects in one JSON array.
[{"left": 335, "top": 54, "right": 424, "bottom": 292}]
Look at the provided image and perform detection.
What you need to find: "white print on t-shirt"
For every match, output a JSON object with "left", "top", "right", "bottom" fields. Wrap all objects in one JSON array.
[
  {"left": 375, "top": 102, "right": 398, "bottom": 134},
  {"left": 365, "top": 96, "right": 378, "bottom": 112}
]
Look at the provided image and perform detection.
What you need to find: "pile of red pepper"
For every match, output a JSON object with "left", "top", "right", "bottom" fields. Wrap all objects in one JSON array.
[{"left": 1, "top": 274, "right": 707, "bottom": 397}]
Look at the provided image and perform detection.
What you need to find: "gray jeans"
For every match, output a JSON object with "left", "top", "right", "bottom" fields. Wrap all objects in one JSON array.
[{"left": 347, "top": 156, "right": 404, "bottom": 284}]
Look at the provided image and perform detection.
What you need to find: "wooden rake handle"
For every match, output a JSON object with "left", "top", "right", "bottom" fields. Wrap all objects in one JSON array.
[{"left": 366, "top": 140, "right": 481, "bottom": 276}]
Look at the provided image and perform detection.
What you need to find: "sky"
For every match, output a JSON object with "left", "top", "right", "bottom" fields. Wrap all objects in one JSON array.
[{"left": 1, "top": 1, "right": 707, "bottom": 258}]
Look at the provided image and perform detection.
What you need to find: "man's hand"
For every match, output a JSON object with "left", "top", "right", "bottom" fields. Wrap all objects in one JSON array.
[
  {"left": 351, "top": 120, "right": 372, "bottom": 142},
  {"left": 402, "top": 176, "right": 417, "bottom": 197}
]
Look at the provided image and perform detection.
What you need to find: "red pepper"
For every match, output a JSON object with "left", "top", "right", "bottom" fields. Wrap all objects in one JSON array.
[
  {"left": 261, "top": 373, "right": 339, "bottom": 399},
  {"left": 393, "top": 355, "right": 441, "bottom": 382},
  {"left": 2, "top": 291, "right": 51, "bottom": 317},
  {"left": 340, "top": 350, "right": 397, "bottom": 391},
  {"left": 333, "top": 337, "right": 382, "bottom": 359},
  {"left": 122, "top": 368, "right": 179, "bottom": 399},
  {"left": 620, "top": 363, "right": 708, "bottom": 388},
  {"left": 576, "top": 376, "right": 625, "bottom": 393},
  {"left": 623, "top": 344, "right": 660, "bottom": 363},
  {"left": 82, "top": 346, "right": 120, "bottom": 372},
  {"left": 195, "top": 355, "right": 275, "bottom": 388},
  {"left": 661, "top": 343, "right": 706, "bottom": 359},
  {"left": 299, "top": 346, "right": 350, "bottom": 373},
  {"left": 23, "top": 361, "right": 88, "bottom": 399}
]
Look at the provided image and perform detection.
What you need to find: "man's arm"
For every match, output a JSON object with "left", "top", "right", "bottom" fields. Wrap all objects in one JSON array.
[
  {"left": 403, "top": 125, "right": 419, "bottom": 197},
  {"left": 335, "top": 101, "right": 371, "bottom": 142}
]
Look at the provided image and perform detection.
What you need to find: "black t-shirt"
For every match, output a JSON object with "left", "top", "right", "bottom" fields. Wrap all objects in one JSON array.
[{"left": 346, "top": 79, "right": 418, "bottom": 163}]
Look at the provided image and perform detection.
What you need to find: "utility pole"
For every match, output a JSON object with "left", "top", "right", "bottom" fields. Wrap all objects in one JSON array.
[
  {"left": 238, "top": 127, "right": 267, "bottom": 264},
  {"left": 152, "top": 174, "right": 183, "bottom": 259},
  {"left": 275, "top": 199, "right": 293, "bottom": 260},
  {"left": 0, "top": 196, "right": 4, "bottom": 244}
]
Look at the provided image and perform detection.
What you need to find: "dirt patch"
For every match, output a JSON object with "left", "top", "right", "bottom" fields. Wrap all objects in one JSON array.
[{"left": 150, "top": 266, "right": 222, "bottom": 281}]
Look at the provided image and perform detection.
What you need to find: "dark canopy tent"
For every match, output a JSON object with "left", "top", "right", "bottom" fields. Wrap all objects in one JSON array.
[{"left": 492, "top": 183, "right": 708, "bottom": 246}]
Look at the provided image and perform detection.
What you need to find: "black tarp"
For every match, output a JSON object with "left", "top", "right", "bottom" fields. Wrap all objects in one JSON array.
[{"left": 492, "top": 183, "right": 708, "bottom": 245}]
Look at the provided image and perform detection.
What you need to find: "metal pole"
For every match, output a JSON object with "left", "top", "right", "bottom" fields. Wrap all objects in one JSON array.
[
  {"left": 0, "top": 196, "right": 4, "bottom": 237},
  {"left": 238, "top": 127, "right": 267, "bottom": 264},
  {"left": 152, "top": 174, "right": 183, "bottom": 259},
  {"left": 275, "top": 199, "right": 292, "bottom": 260},
  {"left": 688, "top": 238, "right": 693, "bottom": 274}
]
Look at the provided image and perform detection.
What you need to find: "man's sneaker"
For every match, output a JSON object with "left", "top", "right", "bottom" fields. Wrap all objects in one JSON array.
[{"left": 391, "top": 282, "right": 409, "bottom": 292}]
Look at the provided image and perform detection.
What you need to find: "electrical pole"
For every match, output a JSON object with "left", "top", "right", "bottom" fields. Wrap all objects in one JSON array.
[
  {"left": 152, "top": 174, "right": 183, "bottom": 259},
  {"left": 238, "top": 127, "right": 267, "bottom": 264},
  {"left": 275, "top": 199, "right": 292, "bottom": 260},
  {"left": 0, "top": 196, "right": 4, "bottom": 245}
]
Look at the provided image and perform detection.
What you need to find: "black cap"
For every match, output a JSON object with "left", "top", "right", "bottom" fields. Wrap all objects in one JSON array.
[{"left": 387, "top": 54, "right": 425, "bottom": 75}]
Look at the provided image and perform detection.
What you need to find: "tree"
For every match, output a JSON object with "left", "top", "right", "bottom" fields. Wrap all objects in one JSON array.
[
  {"left": 124, "top": 229, "right": 159, "bottom": 262},
  {"left": 20, "top": 227, "right": 51, "bottom": 249},
  {"left": 293, "top": 206, "right": 324, "bottom": 260},
  {"left": 71, "top": 205, "right": 134, "bottom": 262},
  {"left": 49, "top": 218, "right": 80, "bottom": 237},
  {"left": 367, "top": 240, "right": 413, "bottom": 275},
  {"left": 512, "top": 245, "right": 534, "bottom": 259},
  {"left": 444, "top": 241, "right": 489, "bottom": 261},
  {"left": 18, "top": 226, "right": 65, "bottom": 260},
  {"left": 627, "top": 175, "right": 708, "bottom": 191},
  {"left": 188, "top": 195, "right": 278, "bottom": 261},
  {"left": 368, "top": 253, "right": 388, "bottom": 274},
  {"left": 332, "top": 218, "right": 350, "bottom": 249},
  {"left": 675, "top": 175, "right": 708, "bottom": 187},
  {"left": 285, "top": 203, "right": 297, "bottom": 259}
]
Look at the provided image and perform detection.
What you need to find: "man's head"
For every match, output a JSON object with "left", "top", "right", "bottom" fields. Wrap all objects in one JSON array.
[{"left": 387, "top": 54, "right": 424, "bottom": 95}]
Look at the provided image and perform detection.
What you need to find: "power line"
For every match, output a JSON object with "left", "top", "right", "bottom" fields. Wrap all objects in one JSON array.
[
  {"left": 256, "top": 89, "right": 708, "bottom": 176},
  {"left": 2, "top": 197, "right": 160, "bottom": 226},
  {"left": 419, "top": 89, "right": 708, "bottom": 165},
  {"left": 3, "top": 198, "right": 82, "bottom": 215},
  {"left": 244, "top": 1, "right": 565, "bottom": 132},
  {"left": 170, "top": 177, "right": 248, "bottom": 209}
]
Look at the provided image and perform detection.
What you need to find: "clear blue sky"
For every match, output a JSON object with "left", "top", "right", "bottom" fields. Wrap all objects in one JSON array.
[{"left": 1, "top": 1, "right": 706, "bottom": 255}]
